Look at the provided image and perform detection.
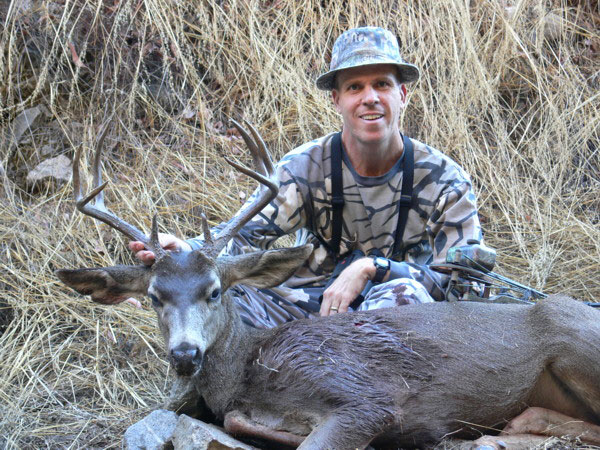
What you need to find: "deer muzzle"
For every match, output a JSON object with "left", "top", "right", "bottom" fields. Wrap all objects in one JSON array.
[{"left": 170, "top": 342, "right": 204, "bottom": 376}]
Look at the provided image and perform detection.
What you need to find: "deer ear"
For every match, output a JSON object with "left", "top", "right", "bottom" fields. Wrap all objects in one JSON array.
[
  {"left": 218, "top": 244, "right": 313, "bottom": 292},
  {"left": 56, "top": 265, "right": 152, "bottom": 305}
]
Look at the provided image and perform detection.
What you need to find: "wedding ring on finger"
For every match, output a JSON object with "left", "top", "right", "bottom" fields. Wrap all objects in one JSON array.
[{"left": 330, "top": 306, "right": 338, "bottom": 312}]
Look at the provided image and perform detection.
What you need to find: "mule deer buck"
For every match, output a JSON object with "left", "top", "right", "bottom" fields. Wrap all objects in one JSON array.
[{"left": 56, "top": 121, "right": 600, "bottom": 449}]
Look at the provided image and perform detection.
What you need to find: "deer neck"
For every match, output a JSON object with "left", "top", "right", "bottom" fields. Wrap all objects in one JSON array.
[{"left": 196, "top": 295, "right": 264, "bottom": 416}]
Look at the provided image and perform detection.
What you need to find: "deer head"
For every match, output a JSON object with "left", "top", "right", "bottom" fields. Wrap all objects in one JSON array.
[{"left": 56, "top": 120, "right": 312, "bottom": 376}]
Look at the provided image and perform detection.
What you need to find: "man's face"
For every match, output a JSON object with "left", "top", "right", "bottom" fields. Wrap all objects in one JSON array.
[{"left": 332, "top": 64, "right": 407, "bottom": 148}]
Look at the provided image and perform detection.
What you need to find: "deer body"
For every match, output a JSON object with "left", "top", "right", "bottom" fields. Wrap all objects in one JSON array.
[
  {"left": 56, "top": 120, "right": 600, "bottom": 448},
  {"left": 181, "top": 293, "right": 598, "bottom": 448},
  {"left": 61, "top": 249, "right": 600, "bottom": 448}
]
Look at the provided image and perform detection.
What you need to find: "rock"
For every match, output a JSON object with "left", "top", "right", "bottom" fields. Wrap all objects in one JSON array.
[
  {"left": 541, "top": 11, "right": 564, "bottom": 41},
  {"left": 124, "top": 409, "right": 178, "bottom": 450},
  {"left": 8, "top": 106, "right": 45, "bottom": 148},
  {"left": 41, "top": 144, "right": 58, "bottom": 157},
  {"left": 124, "top": 411, "right": 258, "bottom": 450},
  {"left": 503, "top": 6, "right": 566, "bottom": 42},
  {"left": 26, "top": 155, "right": 71, "bottom": 186},
  {"left": 171, "top": 415, "right": 257, "bottom": 450},
  {"left": 470, "top": 434, "right": 558, "bottom": 449}
]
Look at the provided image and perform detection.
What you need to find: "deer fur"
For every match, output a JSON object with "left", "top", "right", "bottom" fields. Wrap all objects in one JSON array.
[{"left": 57, "top": 247, "right": 600, "bottom": 449}]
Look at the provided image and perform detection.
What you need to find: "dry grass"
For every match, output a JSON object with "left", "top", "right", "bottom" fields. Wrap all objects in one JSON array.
[{"left": 0, "top": 0, "right": 598, "bottom": 448}]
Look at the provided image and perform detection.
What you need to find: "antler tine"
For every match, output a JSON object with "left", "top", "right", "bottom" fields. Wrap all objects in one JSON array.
[
  {"left": 91, "top": 119, "right": 112, "bottom": 210},
  {"left": 200, "top": 212, "right": 213, "bottom": 245},
  {"left": 150, "top": 215, "right": 167, "bottom": 260},
  {"left": 207, "top": 122, "right": 279, "bottom": 256},
  {"left": 242, "top": 119, "right": 275, "bottom": 176},
  {"left": 229, "top": 119, "right": 268, "bottom": 176},
  {"left": 73, "top": 121, "right": 158, "bottom": 253}
]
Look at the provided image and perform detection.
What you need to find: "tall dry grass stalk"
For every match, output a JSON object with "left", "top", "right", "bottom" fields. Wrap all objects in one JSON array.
[{"left": 0, "top": 0, "right": 598, "bottom": 447}]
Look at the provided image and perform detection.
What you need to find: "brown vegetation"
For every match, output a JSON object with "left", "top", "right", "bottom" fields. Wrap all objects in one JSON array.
[{"left": 0, "top": 0, "right": 598, "bottom": 447}]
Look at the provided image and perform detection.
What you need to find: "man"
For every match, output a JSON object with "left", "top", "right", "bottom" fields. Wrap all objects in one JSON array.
[{"left": 131, "top": 27, "right": 482, "bottom": 328}]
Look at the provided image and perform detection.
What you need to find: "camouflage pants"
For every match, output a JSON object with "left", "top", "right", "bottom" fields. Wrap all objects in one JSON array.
[{"left": 231, "top": 263, "right": 449, "bottom": 328}]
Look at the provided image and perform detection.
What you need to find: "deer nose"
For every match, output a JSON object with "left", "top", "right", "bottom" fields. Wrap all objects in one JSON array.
[
  {"left": 171, "top": 346, "right": 200, "bottom": 361},
  {"left": 170, "top": 343, "right": 203, "bottom": 376}
]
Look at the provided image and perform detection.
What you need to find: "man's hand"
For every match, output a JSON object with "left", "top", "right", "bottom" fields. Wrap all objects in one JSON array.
[
  {"left": 320, "top": 257, "right": 380, "bottom": 316},
  {"left": 128, "top": 233, "right": 192, "bottom": 265}
]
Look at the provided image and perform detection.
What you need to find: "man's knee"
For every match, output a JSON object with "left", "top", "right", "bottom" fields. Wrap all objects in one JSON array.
[{"left": 358, "top": 277, "right": 434, "bottom": 311}]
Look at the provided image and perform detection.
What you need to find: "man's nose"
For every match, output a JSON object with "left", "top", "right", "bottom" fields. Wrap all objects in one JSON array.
[{"left": 362, "top": 86, "right": 379, "bottom": 104}]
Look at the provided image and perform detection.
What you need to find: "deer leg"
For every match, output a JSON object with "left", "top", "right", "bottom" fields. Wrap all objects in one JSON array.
[
  {"left": 224, "top": 410, "right": 305, "bottom": 447},
  {"left": 500, "top": 406, "right": 600, "bottom": 445},
  {"left": 297, "top": 413, "right": 376, "bottom": 450}
]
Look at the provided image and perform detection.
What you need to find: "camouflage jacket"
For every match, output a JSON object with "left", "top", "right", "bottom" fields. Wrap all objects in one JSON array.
[{"left": 188, "top": 132, "right": 482, "bottom": 289}]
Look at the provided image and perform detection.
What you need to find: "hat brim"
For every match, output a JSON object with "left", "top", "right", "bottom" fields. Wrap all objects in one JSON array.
[{"left": 316, "top": 61, "right": 420, "bottom": 91}]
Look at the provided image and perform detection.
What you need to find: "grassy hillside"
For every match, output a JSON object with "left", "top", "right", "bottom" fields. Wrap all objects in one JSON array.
[{"left": 0, "top": 0, "right": 598, "bottom": 447}]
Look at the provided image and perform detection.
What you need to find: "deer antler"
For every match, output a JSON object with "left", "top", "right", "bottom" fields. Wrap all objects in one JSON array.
[
  {"left": 202, "top": 119, "right": 278, "bottom": 257},
  {"left": 73, "top": 119, "right": 167, "bottom": 260}
]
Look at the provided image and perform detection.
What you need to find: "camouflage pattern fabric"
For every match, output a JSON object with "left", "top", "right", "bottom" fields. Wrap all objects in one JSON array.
[
  {"left": 229, "top": 276, "right": 437, "bottom": 329},
  {"left": 188, "top": 132, "right": 482, "bottom": 328}
]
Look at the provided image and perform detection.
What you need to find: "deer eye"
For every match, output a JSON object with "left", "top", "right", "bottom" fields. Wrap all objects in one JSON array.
[
  {"left": 149, "top": 293, "right": 163, "bottom": 308},
  {"left": 210, "top": 288, "right": 221, "bottom": 301}
]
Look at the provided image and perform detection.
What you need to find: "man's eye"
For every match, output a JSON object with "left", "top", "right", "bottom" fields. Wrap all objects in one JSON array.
[
  {"left": 210, "top": 288, "right": 221, "bottom": 301},
  {"left": 149, "top": 294, "right": 163, "bottom": 308}
]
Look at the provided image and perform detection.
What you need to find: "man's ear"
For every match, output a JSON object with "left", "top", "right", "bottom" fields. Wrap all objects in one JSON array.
[
  {"left": 399, "top": 84, "right": 407, "bottom": 106},
  {"left": 56, "top": 265, "right": 152, "bottom": 305},
  {"left": 331, "top": 89, "right": 341, "bottom": 113},
  {"left": 217, "top": 244, "right": 313, "bottom": 292}
]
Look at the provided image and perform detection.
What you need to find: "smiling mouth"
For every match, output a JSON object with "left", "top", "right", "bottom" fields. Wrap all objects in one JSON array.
[{"left": 361, "top": 114, "right": 384, "bottom": 121}]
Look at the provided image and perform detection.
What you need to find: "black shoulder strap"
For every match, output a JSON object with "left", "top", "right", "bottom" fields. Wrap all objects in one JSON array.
[
  {"left": 330, "top": 132, "right": 344, "bottom": 257},
  {"left": 392, "top": 135, "right": 414, "bottom": 257}
]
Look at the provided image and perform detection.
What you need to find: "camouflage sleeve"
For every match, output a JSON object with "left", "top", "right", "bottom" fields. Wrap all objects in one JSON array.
[
  {"left": 186, "top": 164, "right": 308, "bottom": 255},
  {"left": 426, "top": 180, "right": 482, "bottom": 264}
]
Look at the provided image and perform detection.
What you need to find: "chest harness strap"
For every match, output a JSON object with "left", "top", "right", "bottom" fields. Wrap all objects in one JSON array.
[{"left": 329, "top": 131, "right": 414, "bottom": 260}]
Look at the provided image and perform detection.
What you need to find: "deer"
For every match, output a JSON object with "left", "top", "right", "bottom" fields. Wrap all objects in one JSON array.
[{"left": 56, "top": 120, "right": 600, "bottom": 449}]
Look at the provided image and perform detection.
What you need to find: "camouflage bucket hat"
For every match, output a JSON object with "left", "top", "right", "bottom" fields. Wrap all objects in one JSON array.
[{"left": 316, "top": 27, "right": 420, "bottom": 91}]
